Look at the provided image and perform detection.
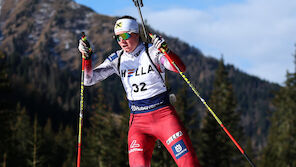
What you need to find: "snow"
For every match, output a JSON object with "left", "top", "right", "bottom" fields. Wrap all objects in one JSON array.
[
  {"left": 65, "top": 41, "right": 70, "bottom": 50},
  {"left": 86, "top": 12, "right": 94, "bottom": 19},
  {"left": 53, "top": 37, "right": 60, "bottom": 44},
  {"left": 27, "top": 33, "right": 39, "bottom": 44},
  {"left": 0, "top": 0, "right": 3, "bottom": 14},
  {"left": 76, "top": 29, "right": 88, "bottom": 35},
  {"left": 31, "top": 2, "right": 56, "bottom": 42},
  {"left": 50, "top": 31, "right": 61, "bottom": 58},
  {"left": 70, "top": 1, "right": 80, "bottom": 10},
  {"left": 28, "top": 34, "right": 34, "bottom": 40}
]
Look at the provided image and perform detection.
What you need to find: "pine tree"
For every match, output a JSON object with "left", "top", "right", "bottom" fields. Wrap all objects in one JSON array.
[
  {"left": 117, "top": 96, "right": 130, "bottom": 167},
  {"left": 0, "top": 51, "right": 13, "bottom": 109},
  {"left": 244, "top": 138, "right": 255, "bottom": 167},
  {"left": 40, "top": 119, "right": 56, "bottom": 167},
  {"left": 27, "top": 114, "right": 44, "bottom": 167},
  {"left": 0, "top": 51, "right": 14, "bottom": 167},
  {"left": 8, "top": 104, "right": 31, "bottom": 167},
  {"left": 56, "top": 126, "right": 76, "bottom": 167},
  {"left": 82, "top": 84, "right": 123, "bottom": 166},
  {"left": 199, "top": 58, "right": 243, "bottom": 167},
  {"left": 260, "top": 46, "right": 296, "bottom": 167},
  {"left": 174, "top": 84, "right": 200, "bottom": 138}
]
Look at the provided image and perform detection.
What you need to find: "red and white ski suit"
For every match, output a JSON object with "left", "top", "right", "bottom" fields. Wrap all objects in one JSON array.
[{"left": 84, "top": 42, "right": 201, "bottom": 167}]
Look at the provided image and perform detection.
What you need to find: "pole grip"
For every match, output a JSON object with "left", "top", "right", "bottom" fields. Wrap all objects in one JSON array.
[
  {"left": 133, "top": 0, "right": 143, "bottom": 7},
  {"left": 81, "top": 32, "right": 91, "bottom": 48}
]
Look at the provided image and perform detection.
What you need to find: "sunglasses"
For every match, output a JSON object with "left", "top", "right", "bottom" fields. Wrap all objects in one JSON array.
[{"left": 114, "top": 32, "right": 132, "bottom": 42}]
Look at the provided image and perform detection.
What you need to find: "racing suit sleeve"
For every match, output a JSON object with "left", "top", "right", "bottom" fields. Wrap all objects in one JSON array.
[
  {"left": 83, "top": 58, "right": 117, "bottom": 86},
  {"left": 158, "top": 50, "right": 186, "bottom": 73}
]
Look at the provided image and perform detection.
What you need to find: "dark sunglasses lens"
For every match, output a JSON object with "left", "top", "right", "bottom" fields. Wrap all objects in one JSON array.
[{"left": 116, "top": 33, "right": 131, "bottom": 42}]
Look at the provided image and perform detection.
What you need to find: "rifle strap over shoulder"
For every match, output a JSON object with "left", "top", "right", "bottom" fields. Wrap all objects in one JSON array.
[{"left": 144, "top": 42, "right": 166, "bottom": 85}]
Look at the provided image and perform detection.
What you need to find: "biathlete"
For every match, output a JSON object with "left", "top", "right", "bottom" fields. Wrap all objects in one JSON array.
[{"left": 78, "top": 15, "right": 201, "bottom": 167}]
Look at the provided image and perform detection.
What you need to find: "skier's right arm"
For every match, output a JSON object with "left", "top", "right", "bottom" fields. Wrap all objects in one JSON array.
[{"left": 78, "top": 40, "right": 116, "bottom": 86}]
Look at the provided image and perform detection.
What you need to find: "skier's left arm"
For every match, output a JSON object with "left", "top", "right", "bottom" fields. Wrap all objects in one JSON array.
[{"left": 151, "top": 34, "right": 186, "bottom": 73}]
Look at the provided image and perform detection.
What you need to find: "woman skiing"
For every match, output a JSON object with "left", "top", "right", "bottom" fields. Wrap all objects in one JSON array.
[{"left": 78, "top": 15, "right": 201, "bottom": 167}]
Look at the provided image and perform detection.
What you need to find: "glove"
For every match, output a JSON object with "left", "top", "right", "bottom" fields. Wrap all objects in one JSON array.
[
  {"left": 78, "top": 38, "right": 93, "bottom": 60},
  {"left": 151, "top": 34, "right": 169, "bottom": 53}
]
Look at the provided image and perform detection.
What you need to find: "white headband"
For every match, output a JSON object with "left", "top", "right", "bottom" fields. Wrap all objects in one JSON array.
[{"left": 114, "top": 18, "right": 139, "bottom": 34}]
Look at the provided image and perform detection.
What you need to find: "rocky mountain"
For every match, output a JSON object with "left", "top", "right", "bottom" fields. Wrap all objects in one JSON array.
[{"left": 0, "top": 0, "right": 279, "bottom": 151}]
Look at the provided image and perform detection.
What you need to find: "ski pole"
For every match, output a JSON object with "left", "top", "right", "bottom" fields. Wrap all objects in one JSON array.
[
  {"left": 132, "top": 0, "right": 149, "bottom": 40},
  {"left": 132, "top": 1, "right": 256, "bottom": 166},
  {"left": 76, "top": 32, "right": 89, "bottom": 167}
]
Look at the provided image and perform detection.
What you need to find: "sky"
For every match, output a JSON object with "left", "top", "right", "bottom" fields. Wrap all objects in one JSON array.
[{"left": 74, "top": 0, "right": 296, "bottom": 84}]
